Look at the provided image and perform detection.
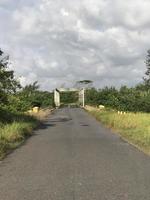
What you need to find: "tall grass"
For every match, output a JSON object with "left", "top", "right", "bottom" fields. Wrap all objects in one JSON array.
[
  {"left": 0, "top": 109, "right": 39, "bottom": 159},
  {"left": 0, "top": 107, "right": 52, "bottom": 159},
  {"left": 88, "top": 108, "right": 150, "bottom": 153}
]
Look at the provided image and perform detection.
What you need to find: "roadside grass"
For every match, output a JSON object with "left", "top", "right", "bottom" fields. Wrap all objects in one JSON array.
[
  {"left": 87, "top": 107, "right": 150, "bottom": 154},
  {"left": 0, "top": 113, "right": 39, "bottom": 159},
  {"left": 29, "top": 108, "right": 53, "bottom": 121},
  {"left": 0, "top": 108, "right": 52, "bottom": 160}
]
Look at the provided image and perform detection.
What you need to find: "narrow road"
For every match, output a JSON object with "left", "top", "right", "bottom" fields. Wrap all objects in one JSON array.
[{"left": 0, "top": 108, "right": 150, "bottom": 200}]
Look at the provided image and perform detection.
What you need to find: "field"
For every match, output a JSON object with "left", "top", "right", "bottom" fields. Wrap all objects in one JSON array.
[{"left": 86, "top": 106, "right": 150, "bottom": 154}]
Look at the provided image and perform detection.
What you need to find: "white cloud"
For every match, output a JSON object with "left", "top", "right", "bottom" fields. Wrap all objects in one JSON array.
[
  {"left": 0, "top": 0, "right": 150, "bottom": 90},
  {"left": 60, "top": 8, "right": 69, "bottom": 17}
]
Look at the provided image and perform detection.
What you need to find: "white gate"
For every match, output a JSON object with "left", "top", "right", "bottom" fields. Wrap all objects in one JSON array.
[{"left": 54, "top": 88, "right": 85, "bottom": 107}]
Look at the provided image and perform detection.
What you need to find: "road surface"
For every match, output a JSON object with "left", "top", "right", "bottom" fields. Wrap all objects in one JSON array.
[{"left": 0, "top": 108, "right": 150, "bottom": 200}]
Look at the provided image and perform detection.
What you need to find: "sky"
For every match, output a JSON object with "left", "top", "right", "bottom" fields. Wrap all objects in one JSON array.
[{"left": 0, "top": 0, "right": 150, "bottom": 91}]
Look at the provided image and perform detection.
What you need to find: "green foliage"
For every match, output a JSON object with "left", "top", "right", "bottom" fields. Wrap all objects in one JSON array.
[
  {"left": 0, "top": 107, "right": 36, "bottom": 124},
  {"left": 11, "top": 82, "right": 54, "bottom": 112},
  {"left": 0, "top": 49, "right": 53, "bottom": 159},
  {"left": 85, "top": 51, "right": 150, "bottom": 113},
  {"left": 0, "top": 107, "right": 38, "bottom": 159},
  {"left": 86, "top": 85, "right": 150, "bottom": 113},
  {"left": 0, "top": 49, "right": 21, "bottom": 105},
  {"left": 60, "top": 91, "right": 78, "bottom": 104},
  {"left": 0, "top": 52, "right": 54, "bottom": 111}
]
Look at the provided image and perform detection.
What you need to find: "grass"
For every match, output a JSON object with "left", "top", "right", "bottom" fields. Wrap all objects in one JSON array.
[
  {"left": 0, "top": 114, "right": 38, "bottom": 159},
  {"left": 0, "top": 108, "right": 52, "bottom": 160},
  {"left": 86, "top": 106, "right": 150, "bottom": 154},
  {"left": 28, "top": 108, "right": 53, "bottom": 121}
]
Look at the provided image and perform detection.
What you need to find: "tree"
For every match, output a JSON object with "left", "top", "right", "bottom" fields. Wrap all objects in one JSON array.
[
  {"left": 144, "top": 50, "right": 150, "bottom": 89},
  {"left": 16, "top": 81, "right": 40, "bottom": 111},
  {"left": 14, "top": 82, "right": 54, "bottom": 111},
  {"left": 21, "top": 81, "right": 39, "bottom": 98},
  {"left": 0, "top": 49, "right": 20, "bottom": 104},
  {"left": 75, "top": 80, "right": 93, "bottom": 89},
  {"left": 84, "top": 87, "right": 97, "bottom": 106}
]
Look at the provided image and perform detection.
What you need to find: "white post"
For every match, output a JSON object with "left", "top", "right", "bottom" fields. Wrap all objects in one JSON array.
[{"left": 54, "top": 89, "right": 60, "bottom": 107}]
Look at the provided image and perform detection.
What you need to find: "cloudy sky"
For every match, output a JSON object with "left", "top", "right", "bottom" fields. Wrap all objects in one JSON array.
[{"left": 0, "top": 0, "right": 150, "bottom": 90}]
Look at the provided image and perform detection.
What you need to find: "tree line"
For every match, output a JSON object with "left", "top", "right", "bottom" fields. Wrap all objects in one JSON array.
[
  {"left": 0, "top": 48, "right": 150, "bottom": 113},
  {"left": 86, "top": 50, "right": 150, "bottom": 112},
  {"left": 0, "top": 49, "right": 54, "bottom": 114}
]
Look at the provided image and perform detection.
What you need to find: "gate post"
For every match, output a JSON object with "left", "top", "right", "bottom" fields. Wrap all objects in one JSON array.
[
  {"left": 54, "top": 89, "right": 60, "bottom": 107},
  {"left": 79, "top": 88, "right": 85, "bottom": 107}
]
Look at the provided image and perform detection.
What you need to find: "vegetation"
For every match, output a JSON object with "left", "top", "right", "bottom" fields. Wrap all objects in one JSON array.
[
  {"left": 0, "top": 107, "right": 39, "bottom": 159},
  {"left": 0, "top": 47, "right": 150, "bottom": 157},
  {"left": 87, "top": 108, "right": 150, "bottom": 153},
  {"left": 85, "top": 85, "right": 150, "bottom": 112},
  {"left": 9, "top": 81, "right": 54, "bottom": 112},
  {"left": 0, "top": 49, "right": 21, "bottom": 105},
  {"left": 85, "top": 50, "right": 150, "bottom": 113},
  {"left": 60, "top": 91, "right": 78, "bottom": 105},
  {"left": 0, "top": 49, "right": 54, "bottom": 159},
  {"left": 85, "top": 50, "right": 150, "bottom": 153}
]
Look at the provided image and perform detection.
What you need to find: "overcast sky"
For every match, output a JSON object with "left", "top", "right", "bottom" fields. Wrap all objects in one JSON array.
[{"left": 0, "top": 0, "right": 150, "bottom": 90}]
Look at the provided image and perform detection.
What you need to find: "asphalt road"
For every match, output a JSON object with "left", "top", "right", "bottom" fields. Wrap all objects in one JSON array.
[{"left": 0, "top": 108, "right": 150, "bottom": 200}]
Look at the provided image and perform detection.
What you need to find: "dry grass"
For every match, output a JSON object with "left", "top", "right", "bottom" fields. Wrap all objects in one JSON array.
[
  {"left": 86, "top": 106, "right": 150, "bottom": 154},
  {"left": 29, "top": 109, "right": 53, "bottom": 121},
  {"left": 39, "top": 109, "right": 53, "bottom": 120}
]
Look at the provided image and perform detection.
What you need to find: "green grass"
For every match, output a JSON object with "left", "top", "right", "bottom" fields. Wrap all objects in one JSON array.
[
  {"left": 0, "top": 110, "right": 39, "bottom": 159},
  {"left": 88, "top": 109, "right": 150, "bottom": 154}
]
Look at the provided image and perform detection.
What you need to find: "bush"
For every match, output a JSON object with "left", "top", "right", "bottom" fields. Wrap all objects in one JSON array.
[{"left": 85, "top": 85, "right": 150, "bottom": 113}]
